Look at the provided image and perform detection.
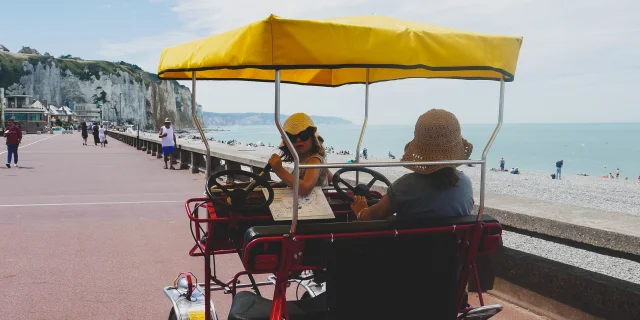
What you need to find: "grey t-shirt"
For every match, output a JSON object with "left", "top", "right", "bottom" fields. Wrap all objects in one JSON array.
[{"left": 387, "top": 170, "right": 474, "bottom": 218}]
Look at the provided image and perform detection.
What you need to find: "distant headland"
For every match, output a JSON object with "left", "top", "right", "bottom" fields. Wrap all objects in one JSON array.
[{"left": 202, "top": 112, "right": 351, "bottom": 126}]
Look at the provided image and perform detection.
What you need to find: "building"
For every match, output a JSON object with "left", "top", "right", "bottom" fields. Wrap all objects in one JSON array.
[
  {"left": 3, "top": 95, "right": 47, "bottom": 133},
  {"left": 74, "top": 103, "right": 102, "bottom": 123},
  {"left": 46, "top": 105, "right": 77, "bottom": 124}
]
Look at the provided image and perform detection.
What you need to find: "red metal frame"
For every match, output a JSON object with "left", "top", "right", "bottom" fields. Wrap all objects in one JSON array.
[{"left": 181, "top": 189, "right": 502, "bottom": 320}]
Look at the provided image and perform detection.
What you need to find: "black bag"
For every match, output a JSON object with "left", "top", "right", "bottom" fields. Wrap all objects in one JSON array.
[{"left": 104, "top": 138, "right": 108, "bottom": 144}]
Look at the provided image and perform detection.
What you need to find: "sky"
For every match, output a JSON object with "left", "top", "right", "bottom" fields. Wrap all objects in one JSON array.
[{"left": 2, "top": 0, "right": 639, "bottom": 124}]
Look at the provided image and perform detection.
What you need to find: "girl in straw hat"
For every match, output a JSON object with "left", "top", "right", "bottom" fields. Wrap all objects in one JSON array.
[
  {"left": 268, "top": 113, "right": 329, "bottom": 196},
  {"left": 350, "top": 109, "right": 474, "bottom": 221}
]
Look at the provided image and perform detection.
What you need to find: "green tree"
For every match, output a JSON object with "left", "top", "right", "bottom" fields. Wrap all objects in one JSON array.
[{"left": 92, "top": 87, "right": 108, "bottom": 107}]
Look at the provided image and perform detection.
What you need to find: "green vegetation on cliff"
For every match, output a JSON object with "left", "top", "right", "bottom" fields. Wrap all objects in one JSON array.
[
  {"left": 25, "top": 54, "right": 151, "bottom": 84},
  {"left": 0, "top": 52, "right": 183, "bottom": 89},
  {"left": 0, "top": 53, "right": 25, "bottom": 89}
]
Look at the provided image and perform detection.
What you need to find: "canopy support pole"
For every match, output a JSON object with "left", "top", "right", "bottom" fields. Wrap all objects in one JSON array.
[
  {"left": 477, "top": 77, "right": 505, "bottom": 221},
  {"left": 355, "top": 68, "right": 370, "bottom": 185},
  {"left": 273, "top": 70, "right": 301, "bottom": 235},
  {"left": 192, "top": 72, "right": 211, "bottom": 176}
]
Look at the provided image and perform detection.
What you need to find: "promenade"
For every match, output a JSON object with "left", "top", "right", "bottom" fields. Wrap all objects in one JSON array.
[{"left": 0, "top": 133, "right": 544, "bottom": 319}]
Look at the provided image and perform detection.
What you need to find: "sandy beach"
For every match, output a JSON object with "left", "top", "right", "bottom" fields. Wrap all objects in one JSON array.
[{"left": 155, "top": 131, "right": 640, "bottom": 217}]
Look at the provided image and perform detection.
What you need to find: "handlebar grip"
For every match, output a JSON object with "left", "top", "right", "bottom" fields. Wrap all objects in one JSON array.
[{"left": 263, "top": 163, "right": 272, "bottom": 173}]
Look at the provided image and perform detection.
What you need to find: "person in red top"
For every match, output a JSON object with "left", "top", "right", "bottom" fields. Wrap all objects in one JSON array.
[{"left": 5, "top": 119, "right": 22, "bottom": 168}]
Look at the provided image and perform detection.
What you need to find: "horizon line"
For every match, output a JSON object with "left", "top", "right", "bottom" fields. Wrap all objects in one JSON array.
[{"left": 199, "top": 112, "right": 639, "bottom": 125}]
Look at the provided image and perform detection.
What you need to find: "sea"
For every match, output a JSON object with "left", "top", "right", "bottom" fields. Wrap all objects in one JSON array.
[{"left": 205, "top": 123, "right": 640, "bottom": 178}]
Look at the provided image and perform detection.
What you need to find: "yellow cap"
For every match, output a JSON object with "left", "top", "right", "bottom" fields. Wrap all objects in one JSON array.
[{"left": 283, "top": 113, "right": 316, "bottom": 135}]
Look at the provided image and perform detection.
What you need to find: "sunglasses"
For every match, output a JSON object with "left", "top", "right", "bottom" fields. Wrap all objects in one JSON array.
[{"left": 286, "top": 127, "right": 314, "bottom": 142}]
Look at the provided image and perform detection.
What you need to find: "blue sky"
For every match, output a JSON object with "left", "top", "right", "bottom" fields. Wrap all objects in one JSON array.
[
  {"left": 1, "top": 0, "right": 179, "bottom": 62},
  {"left": 2, "top": 0, "right": 639, "bottom": 124}
]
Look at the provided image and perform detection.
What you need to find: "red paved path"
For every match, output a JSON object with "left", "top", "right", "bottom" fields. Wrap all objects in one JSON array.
[{"left": 0, "top": 133, "right": 545, "bottom": 320}]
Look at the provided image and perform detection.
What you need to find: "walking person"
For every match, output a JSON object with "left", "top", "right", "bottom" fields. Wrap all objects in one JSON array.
[
  {"left": 616, "top": 168, "right": 620, "bottom": 179},
  {"left": 81, "top": 122, "right": 88, "bottom": 145},
  {"left": 159, "top": 118, "right": 177, "bottom": 170},
  {"left": 363, "top": 147, "right": 368, "bottom": 160},
  {"left": 92, "top": 123, "right": 100, "bottom": 146},
  {"left": 99, "top": 125, "right": 107, "bottom": 147},
  {"left": 556, "top": 160, "right": 563, "bottom": 180},
  {"left": 500, "top": 158, "right": 505, "bottom": 172},
  {"left": 4, "top": 119, "right": 22, "bottom": 168}
]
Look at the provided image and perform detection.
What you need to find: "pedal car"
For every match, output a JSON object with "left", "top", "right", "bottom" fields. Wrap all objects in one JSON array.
[{"left": 157, "top": 14, "right": 522, "bottom": 320}]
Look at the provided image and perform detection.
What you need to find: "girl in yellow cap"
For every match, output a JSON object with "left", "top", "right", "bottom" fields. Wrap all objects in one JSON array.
[{"left": 268, "top": 113, "right": 328, "bottom": 196}]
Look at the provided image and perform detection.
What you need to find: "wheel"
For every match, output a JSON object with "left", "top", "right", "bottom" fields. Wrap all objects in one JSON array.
[
  {"left": 332, "top": 167, "right": 392, "bottom": 202},
  {"left": 205, "top": 164, "right": 274, "bottom": 211}
]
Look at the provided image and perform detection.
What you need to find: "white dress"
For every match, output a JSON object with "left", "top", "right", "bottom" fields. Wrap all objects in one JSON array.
[{"left": 99, "top": 127, "right": 106, "bottom": 142}]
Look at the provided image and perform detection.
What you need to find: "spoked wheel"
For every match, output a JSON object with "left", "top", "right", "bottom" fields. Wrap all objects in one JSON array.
[
  {"left": 205, "top": 166, "right": 274, "bottom": 211},
  {"left": 332, "top": 167, "right": 392, "bottom": 202}
]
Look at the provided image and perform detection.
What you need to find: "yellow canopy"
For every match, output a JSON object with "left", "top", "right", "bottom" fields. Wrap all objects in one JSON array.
[{"left": 158, "top": 15, "right": 523, "bottom": 86}]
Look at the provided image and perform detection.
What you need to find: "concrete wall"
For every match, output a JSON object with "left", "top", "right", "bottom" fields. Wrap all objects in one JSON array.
[
  {"left": 493, "top": 247, "right": 640, "bottom": 320},
  {"left": 107, "top": 131, "right": 267, "bottom": 180}
]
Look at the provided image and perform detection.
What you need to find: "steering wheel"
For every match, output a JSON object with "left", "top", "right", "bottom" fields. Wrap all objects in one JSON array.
[
  {"left": 332, "top": 167, "right": 392, "bottom": 202},
  {"left": 205, "top": 164, "right": 275, "bottom": 211}
]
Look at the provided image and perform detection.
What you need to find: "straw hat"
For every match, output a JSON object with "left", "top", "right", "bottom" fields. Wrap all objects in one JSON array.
[
  {"left": 402, "top": 109, "right": 473, "bottom": 174},
  {"left": 279, "top": 113, "right": 322, "bottom": 147},
  {"left": 164, "top": 118, "right": 171, "bottom": 123}
]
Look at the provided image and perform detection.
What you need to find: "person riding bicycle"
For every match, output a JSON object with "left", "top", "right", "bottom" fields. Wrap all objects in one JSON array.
[
  {"left": 268, "top": 113, "right": 329, "bottom": 196},
  {"left": 350, "top": 109, "right": 474, "bottom": 221}
]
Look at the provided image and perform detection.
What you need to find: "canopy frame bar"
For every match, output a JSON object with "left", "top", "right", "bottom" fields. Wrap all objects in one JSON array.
[
  {"left": 280, "top": 76, "right": 506, "bottom": 236},
  {"left": 192, "top": 72, "right": 211, "bottom": 176},
  {"left": 188, "top": 68, "right": 506, "bottom": 235},
  {"left": 478, "top": 77, "right": 505, "bottom": 222},
  {"left": 355, "top": 68, "right": 370, "bottom": 184},
  {"left": 299, "top": 160, "right": 483, "bottom": 169},
  {"left": 273, "top": 70, "right": 301, "bottom": 235}
]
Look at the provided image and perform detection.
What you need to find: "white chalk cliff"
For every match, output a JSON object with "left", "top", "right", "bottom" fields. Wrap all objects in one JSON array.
[{"left": 0, "top": 52, "right": 201, "bottom": 129}]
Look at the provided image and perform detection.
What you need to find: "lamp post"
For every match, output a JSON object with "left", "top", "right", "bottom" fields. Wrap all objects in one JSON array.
[
  {"left": 119, "top": 93, "right": 123, "bottom": 125},
  {"left": 99, "top": 101, "right": 103, "bottom": 124},
  {"left": 0, "top": 88, "right": 5, "bottom": 128},
  {"left": 137, "top": 120, "right": 140, "bottom": 150}
]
